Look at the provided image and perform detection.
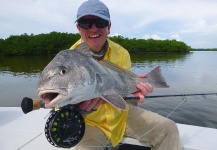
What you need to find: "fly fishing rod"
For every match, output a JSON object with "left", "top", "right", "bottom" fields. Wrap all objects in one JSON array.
[
  {"left": 21, "top": 92, "right": 217, "bottom": 148},
  {"left": 21, "top": 92, "right": 217, "bottom": 113},
  {"left": 146, "top": 92, "right": 217, "bottom": 98},
  {"left": 124, "top": 92, "right": 217, "bottom": 100},
  {"left": 21, "top": 92, "right": 217, "bottom": 122}
]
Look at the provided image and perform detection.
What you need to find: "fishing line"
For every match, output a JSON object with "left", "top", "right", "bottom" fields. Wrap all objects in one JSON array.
[
  {"left": 137, "top": 97, "right": 187, "bottom": 141},
  {"left": 21, "top": 93, "right": 217, "bottom": 149},
  {"left": 17, "top": 133, "right": 42, "bottom": 150},
  {"left": 137, "top": 93, "right": 217, "bottom": 141},
  {"left": 0, "top": 128, "right": 42, "bottom": 133},
  {"left": 78, "top": 93, "right": 217, "bottom": 148},
  {"left": 61, "top": 97, "right": 189, "bottom": 149}
]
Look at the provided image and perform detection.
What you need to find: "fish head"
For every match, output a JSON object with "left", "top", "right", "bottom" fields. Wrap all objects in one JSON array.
[{"left": 37, "top": 50, "right": 96, "bottom": 108}]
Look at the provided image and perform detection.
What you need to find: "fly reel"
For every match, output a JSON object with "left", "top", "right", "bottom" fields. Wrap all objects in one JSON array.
[{"left": 44, "top": 105, "right": 85, "bottom": 148}]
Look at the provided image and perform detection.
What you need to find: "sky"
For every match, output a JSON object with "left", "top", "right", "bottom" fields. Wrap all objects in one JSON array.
[{"left": 1, "top": 0, "right": 217, "bottom": 48}]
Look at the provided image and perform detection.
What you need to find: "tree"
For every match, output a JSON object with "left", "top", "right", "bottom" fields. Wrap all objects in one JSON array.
[{"left": 1, "top": 32, "right": 191, "bottom": 56}]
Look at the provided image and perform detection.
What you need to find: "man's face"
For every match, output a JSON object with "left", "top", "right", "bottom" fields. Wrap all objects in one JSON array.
[{"left": 76, "top": 16, "right": 111, "bottom": 52}]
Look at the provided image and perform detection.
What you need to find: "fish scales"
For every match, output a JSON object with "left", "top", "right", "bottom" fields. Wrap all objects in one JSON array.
[{"left": 37, "top": 43, "right": 169, "bottom": 110}]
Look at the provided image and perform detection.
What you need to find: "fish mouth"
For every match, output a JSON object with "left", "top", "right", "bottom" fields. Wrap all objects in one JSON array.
[{"left": 38, "top": 89, "right": 67, "bottom": 108}]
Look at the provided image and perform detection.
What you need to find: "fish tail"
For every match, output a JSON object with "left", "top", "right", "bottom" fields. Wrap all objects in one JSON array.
[{"left": 143, "top": 66, "right": 169, "bottom": 88}]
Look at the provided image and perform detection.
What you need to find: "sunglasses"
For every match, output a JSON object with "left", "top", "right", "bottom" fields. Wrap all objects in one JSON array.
[{"left": 77, "top": 19, "right": 109, "bottom": 29}]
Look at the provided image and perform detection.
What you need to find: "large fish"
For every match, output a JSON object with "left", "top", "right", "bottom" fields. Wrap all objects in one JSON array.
[{"left": 37, "top": 43, "right": 169, "bottom": 110}]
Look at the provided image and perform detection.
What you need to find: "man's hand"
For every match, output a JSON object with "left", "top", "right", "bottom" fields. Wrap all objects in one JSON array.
[
  {"left": 133, "top": 74, "right": 153, "bottom": 103},
  {"left": 79, "top": 98, "right": 104, "bottom": 111}
]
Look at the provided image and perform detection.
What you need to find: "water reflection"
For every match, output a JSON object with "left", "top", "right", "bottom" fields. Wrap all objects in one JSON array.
[
  {"left": 130, "top": 52, "right": 193, "bottom": 75},
  {"left": 0, "top": 55, "right": 53, "bottom": 76},
  {"left": 0, "top": 52, "right": 192, "bottom": 75},
  {"left": 130, "top": 52, "right": 192, "bottom": 62}
]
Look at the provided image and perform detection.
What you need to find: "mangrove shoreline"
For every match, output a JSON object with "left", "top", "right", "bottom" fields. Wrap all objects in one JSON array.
[{"left": 0, "top": 32, "right": 193, "bottom": 56}]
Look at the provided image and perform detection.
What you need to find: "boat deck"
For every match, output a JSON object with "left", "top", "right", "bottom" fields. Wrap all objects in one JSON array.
[{"left": 0, "top": 107, "right": 217, "bottom": 150}]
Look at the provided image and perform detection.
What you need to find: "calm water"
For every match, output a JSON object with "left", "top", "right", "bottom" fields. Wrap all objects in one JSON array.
[{"left": 0, "top": 51, "right": 217, "bottom": 129}]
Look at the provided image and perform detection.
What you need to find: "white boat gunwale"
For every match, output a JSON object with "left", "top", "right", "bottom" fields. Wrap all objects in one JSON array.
[{"left": 0, "top": 107, "right": 217, "bottom": 150}]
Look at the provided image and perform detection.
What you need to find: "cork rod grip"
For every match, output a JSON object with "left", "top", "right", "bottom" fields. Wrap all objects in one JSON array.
[{"left": 21, "top": 97, "right": 44, "bottom": 114}]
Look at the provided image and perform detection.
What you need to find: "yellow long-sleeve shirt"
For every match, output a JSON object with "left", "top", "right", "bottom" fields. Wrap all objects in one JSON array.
[{"left": 70, "top": 38, "right": 131, "bottom": 146}]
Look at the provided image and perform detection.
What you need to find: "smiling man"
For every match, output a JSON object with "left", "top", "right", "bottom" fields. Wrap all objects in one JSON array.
[
  {"left": 70, "top": 0, "right": 181, "bottom": 150},
  {"left": 76, "top": 16, "right": 110, "bottom": 52}
]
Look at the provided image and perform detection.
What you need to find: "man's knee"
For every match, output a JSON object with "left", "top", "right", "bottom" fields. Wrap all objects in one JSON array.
[
  {"left": 165, "top": 119, "right": 178, "bottom": 132},
  {"left": 74, "top": 139, "right": 106, "bottom": 150},
  {"left": 74, "top": 125, "right": 109, "bottom": 150}
]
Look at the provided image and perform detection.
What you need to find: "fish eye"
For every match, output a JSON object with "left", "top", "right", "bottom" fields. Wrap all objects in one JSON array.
[{"left": 60, "top": 68, "right": 67, "bottom": 75}]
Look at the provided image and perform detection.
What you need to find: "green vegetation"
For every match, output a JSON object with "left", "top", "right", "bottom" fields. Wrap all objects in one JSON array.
[
  {"left": 0, "top": 32, "right": 80, "bottom": 56},
  {"left": 0, "top": 32, "right": 192, "bottom": 56},
  {"left": 110, "top": 35, "right": 191, "bottom": 53},
  {"left": 191, "top": 48, "right": 217, "bottom": 51}
]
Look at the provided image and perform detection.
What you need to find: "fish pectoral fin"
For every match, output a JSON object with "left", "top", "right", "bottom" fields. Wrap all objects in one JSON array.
[{"left": 101, "top": 94, "right": 126, "bottom": 110}]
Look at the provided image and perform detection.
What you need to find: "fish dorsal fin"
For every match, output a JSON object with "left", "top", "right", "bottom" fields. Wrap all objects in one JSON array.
[
  {"left": 99, "top": 60, "right": 137, "bottom": 77},
  {"left": 73, "top": 42, "right": 92, "bottom": 57}
]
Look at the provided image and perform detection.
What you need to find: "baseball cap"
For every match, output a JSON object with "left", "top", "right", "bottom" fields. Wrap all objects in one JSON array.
[{"left": 76, "top": 0, "right": 110, "bottom": 22}]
